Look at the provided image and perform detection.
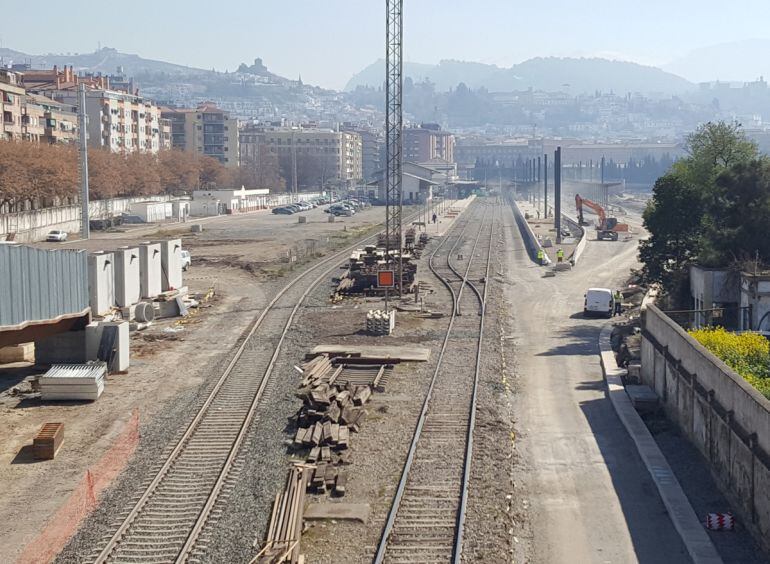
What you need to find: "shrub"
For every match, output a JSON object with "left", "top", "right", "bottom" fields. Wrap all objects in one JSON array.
[{"left": 689, "top": 327, "right": 770, "bottom": 399}]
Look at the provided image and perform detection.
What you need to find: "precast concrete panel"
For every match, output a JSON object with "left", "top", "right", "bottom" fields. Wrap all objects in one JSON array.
[
  {"left": 0, "top": 244, "right": 88, "bottom": 328},
  {"left": 158, "top": 239, "right": 183, "bottom": 291},
  {"left": 114, "top": 247, "right": 141, "bottom": 307},
  {"left": 139, "top": 242, "right": 162, "bottom": 298},
  {"left": 88, "top": 252, "right": 115, "bottom": 316}
]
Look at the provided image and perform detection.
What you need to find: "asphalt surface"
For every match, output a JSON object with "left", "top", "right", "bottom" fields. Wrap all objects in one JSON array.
[{"left": 502, "top": 199, "right": 692, "bottom": 564}]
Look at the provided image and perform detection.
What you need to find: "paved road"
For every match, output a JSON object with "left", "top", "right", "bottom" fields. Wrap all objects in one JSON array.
[{"left": 501, "top": 199, "right": 692, "bottom": 563}]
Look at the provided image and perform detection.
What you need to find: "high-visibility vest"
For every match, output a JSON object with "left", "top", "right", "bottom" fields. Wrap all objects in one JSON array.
[{"left": 557, "top": 249, "right": 564, "bottom": 257}]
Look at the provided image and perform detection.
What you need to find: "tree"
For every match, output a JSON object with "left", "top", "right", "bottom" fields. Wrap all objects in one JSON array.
[
  {"left": 88, "top": 149, "right": 126, "bottom": 199},
  {"left": 639, "top": 175, "right": 705, "bottom": 296},
  {"left": 699, "top": 158, "right": 770, "bottom": 266},
  {"left": 639, "top": 121, "right": 759, "bottom": 299}
]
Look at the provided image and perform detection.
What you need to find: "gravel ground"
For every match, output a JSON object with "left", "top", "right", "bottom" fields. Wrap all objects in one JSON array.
[{"left": 460, "top": 203, "right": 521, "bottom": 562}]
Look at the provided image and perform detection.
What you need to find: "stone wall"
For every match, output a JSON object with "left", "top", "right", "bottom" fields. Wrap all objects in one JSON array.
[{"left": 641, "top": 304, "right": 770, "bottom": 552}]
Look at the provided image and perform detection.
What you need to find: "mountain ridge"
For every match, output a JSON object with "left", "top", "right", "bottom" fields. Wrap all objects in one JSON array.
[{"left": 346, "top": 56, "right": 694, "bottom": 94}]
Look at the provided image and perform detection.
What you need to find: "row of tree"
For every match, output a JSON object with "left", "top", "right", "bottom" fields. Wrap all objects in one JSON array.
[
  {"left": 640, "top": 121, "right": 768, "bottom": 304},
  {"left": 0, "top": 141, "right": 285, "bottom": 211}
]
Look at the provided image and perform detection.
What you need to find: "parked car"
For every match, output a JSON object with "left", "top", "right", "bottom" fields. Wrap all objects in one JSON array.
[
  {"left": 584, "top": 288, "right": 614, "bottom": 318},
  {"left": 46, "top": 230, "right": 68, "bottom": 242},
  {"left": 181, "top": 250, "right": 191, "bottom": 271},
  {"left": 331, "top": 205, "right": 355, "bottom": 217},
  {"left": 273, "top": 206, "right": 295, "bottom": 215}
]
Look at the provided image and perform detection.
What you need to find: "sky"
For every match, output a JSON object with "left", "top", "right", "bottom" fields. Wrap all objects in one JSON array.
[{"left": 2, "top": 0, "right": 770, "bottom": 89}]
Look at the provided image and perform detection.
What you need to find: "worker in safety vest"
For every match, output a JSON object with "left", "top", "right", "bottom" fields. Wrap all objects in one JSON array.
[
  {"left": 613, "top": 290, "right": 623, "bottom": 316},
  {"left": 537, "top": 248, "right": 544, "bottom": 265},
  {"left": 556, "top": 248, "right": 564, "bottom": 263}
]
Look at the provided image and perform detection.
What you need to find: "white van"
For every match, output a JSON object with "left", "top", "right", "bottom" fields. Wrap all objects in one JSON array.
[{"left": 584, "top": 288, "right": 614, "bottom": 317}]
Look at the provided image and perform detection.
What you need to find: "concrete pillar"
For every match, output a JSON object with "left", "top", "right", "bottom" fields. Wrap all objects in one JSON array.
[
  {"left": 157, "top": 239, "right": 183, "bottom": 291},
  {"left": 139, "top": 242, "right": 162, "bottom": 298},
  {"left": 88, "top": 252, "right": 115, "bottom": 316},
  {"left": 114, "top": 246, "right": 140, "bottom": 307}
]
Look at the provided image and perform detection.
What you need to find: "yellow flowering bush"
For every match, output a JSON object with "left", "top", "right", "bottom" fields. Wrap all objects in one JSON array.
[{"left": 689, "top": 327, "right": 770, "bottom": 399}]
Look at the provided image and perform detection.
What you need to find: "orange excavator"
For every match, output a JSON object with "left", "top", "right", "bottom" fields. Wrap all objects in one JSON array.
[{"left": 575, "top": 194, "right": 628, "bottom": 241}]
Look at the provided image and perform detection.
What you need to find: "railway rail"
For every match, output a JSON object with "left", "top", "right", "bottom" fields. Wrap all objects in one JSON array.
[
  {"left": 90, "top": 207, "right": 437, "bottom": 564},
  {"left": 375, "top": 201, "right": 497, "bottom": 564}
]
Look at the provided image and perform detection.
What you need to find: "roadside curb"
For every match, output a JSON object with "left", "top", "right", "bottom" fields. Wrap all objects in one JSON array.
[{"left": 599, "top": 324, "right": 723, "bottom": 564}]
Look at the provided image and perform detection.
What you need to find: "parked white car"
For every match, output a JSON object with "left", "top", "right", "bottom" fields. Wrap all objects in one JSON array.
[
  {"left": 181, "top": 250, "right": 191, "bottom": 271},
  {"left": 46, "top": 230, "right": 68, "bottom": 242}
]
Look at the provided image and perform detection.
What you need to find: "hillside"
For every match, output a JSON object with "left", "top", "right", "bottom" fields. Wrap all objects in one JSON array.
[
  {"left": 0, "top": 46, "right": 209, "bottom": 77},
  {"left": 346, "top": 57, "right": 694, "bottom": 95},
  {"left": 664, "top": 39, "right": 770, "bottom": 83}
]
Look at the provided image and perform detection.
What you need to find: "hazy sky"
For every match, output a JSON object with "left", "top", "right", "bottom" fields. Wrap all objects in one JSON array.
[{"left": 3, "top": 0, "right": 770, "bottom": 89}]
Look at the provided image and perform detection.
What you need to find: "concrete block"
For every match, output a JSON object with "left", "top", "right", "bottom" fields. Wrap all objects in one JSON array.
[
  {"left": 113, "top": 247, "right": 141, "bottom": 307},
  {"left": 85, "top": 321, "right": 130, "bottom": 372},
  {"left": 139, "top": 243, "right": 162, "bottom": 298},
  {"left": 157, "top": 239, "right": 183, "bottom": 291},
  {"left": 0, "top": 342, "right": 34, "bottom": 363},
  {"left": 88, "top": 252, "right": 116, "bottom": 316},
  {"left": 35, "top": 331, "right": 87, "bottom": 364}
]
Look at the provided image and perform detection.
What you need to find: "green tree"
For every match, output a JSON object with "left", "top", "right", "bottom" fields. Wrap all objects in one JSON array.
[
  {"left": 639, "top": 175, "right": 705, "bottom": 296},
  {"left": 639, "top": 121, "right": 759, "bottom": 298},
  {"left": 699, "top": 158, "right": 770, "bottom": 266}
]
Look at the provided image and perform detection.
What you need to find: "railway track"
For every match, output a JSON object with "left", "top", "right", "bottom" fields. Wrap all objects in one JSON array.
[
  {"left": 90, "top": 208, "right": 432, "bottom": 564},
  {"left": 375, "top": 201, "right": 497, "bottom": 564}
]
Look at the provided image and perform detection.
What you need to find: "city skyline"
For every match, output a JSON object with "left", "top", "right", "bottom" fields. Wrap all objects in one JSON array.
[{"left": 3, "top": 0, "right": 770, "bottom": 89}]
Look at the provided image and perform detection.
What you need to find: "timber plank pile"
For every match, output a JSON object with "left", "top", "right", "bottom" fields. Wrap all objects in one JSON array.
[
  {"left": 254, "top": 464, "right": 312, "bottom": 564},
  {"left": 33, "top": 422, "right": 64, "bottom": 460},
  {"left": 294, "top": 354, "right": 381, "bottom": 496}
]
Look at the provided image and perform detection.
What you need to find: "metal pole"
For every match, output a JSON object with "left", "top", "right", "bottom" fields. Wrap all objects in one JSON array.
[
  {"left": 543, "top": 153, "right": 548, "bottom": 217},
  {"left": 78, "top": 83, "right": 90, "bottom": 240},
  {"left": 385, "top": 0, "right": 403, "bottom": 295},
  {"left": 555, "top": 147, "right": 562, "bottom": 243}
]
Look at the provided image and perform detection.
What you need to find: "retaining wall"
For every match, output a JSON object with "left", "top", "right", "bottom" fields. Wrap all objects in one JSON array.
[
  {"left": 641, "top": 304, "right": 770, "bottom": 552},
  {"left": 561, "top": 213, "right": 588, "bottom": 265},
  {"left": 509, "top": 196, "right": 550, "bottom": 265}
]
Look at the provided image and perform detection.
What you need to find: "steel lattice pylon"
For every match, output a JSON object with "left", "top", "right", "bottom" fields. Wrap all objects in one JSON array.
[{"left": 385, "top": 0, "right": 403, "bottom": 293}]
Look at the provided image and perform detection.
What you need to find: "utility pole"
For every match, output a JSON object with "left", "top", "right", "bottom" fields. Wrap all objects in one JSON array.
[
  {"left": 555, "top": 147, "right": 562, "bottom": 243},
  {"left": 537, "top": 156, "right": 541, "bottom": 211},
  {"left": 78, "top": 83, "right": 90, "bottom": 240},
  {"left": 385, "top": 0, "right": 403, "bottom": 294},
  {"left": 543, "top": 153, "right": 548, "bottom": 218},
  {"left": 291, "top": 128, "right": 298, "bottom": 200}
]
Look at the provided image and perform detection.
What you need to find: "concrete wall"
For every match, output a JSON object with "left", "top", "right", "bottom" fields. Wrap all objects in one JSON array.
[
  {"left": 562, "top": 212, "right": 587, "bottom": 265},
  {"left": 0, "top": 195, "right": 174, "bottom": 243},
  {"left": 641, "top": 304, "right": 770, "bottom": 551},
  {"left": 509, "top": 195, "right": 551, "bottom": 265}
]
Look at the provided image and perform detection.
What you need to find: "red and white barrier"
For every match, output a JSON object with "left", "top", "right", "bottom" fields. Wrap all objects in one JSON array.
[{"left": 705, "top": 512, "right": 734, "bottom": 530}]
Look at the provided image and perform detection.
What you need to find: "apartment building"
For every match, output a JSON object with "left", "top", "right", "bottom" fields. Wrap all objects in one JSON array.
[
  {"left": 23, "top": 66, "right": 165, "bottom": 153},
  {"left": 161, "top": 102, "right": 239, "bottom": 168},
  {"left": 403, "top": 123, "right": 455, "bottom": 164},
  {"left": 256, "top": 127, "right": 363, "bottom": 184},
  {"left": 342, "top": 125, "right": 383, "bottom": 181},
  {"left": 0, "top": 69, "right": 24, "bottom": 140},
  {"left": 23, "top": 94, "right": 78, "bottom": 144}
]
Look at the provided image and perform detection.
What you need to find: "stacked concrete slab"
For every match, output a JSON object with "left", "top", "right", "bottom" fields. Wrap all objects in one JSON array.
[
  {"left": 139, "top": 242, "right": 162, "bottom": 299},
  {"left": 87, "top": 252, "right": 115, "bottom": 316}
]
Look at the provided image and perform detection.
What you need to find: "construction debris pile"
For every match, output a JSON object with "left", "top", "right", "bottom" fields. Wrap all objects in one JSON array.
[
  {"left": 365, "top": 309, "right": 396, "bottom": 335},
  {"left": 333, "top": 245, "right": 417, "bottom": 296}
]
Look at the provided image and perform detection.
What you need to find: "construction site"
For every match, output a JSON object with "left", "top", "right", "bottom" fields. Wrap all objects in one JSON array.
[{"left": 3, "top": 3, "right": 770, "bottom": 564}]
